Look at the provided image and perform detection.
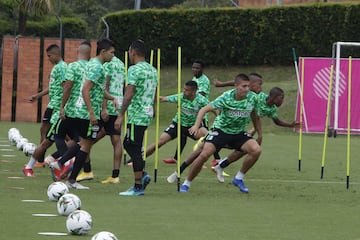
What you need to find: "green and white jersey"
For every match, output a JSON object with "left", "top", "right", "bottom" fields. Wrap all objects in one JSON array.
[
  {"left": 47, "top": 60, "right": 67, "bottom": 110},
  {"left": 127, "top": 61, "right": 158, "bottom": 126},
  {"left": 256, "top": 91, "right": 278, "bottom": 119},
  {"left": 63, "top": 60, "right": 88, "bottom": 117},
  {"left": 211, "top": 89, "right": 258, "bottom": 134},
  {"left": 192, "top": 74, "right": 210, "bottom": 99},
  {"left": 104, "top": 56, "right": 125, "bottom": 116},
  {"left": 166, "top": 93, "right": 209, "bottom": 127},
  {"left": 75, "top": 57, "right": 106, "bottom": 120}
]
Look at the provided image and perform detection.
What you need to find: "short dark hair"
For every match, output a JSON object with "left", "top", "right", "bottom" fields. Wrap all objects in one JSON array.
[
  {"left": 185, "top": 80, "right": 198, "bottom": 90},
  {"left": 130, "top": 39, "right": 146, "bottom": 57},
  {"left": 96, "top": 38, "right": 114, "bottom": 55},
  {"left": 193, "top": 59, "right": 205, "bottom": 68},
  {"left": 46, "top": 44, "right": 60, "bottom": 52},
  {"left": 269, "top": 87, "right": 284, "bottom": 97},
  {"left": 80, "top": 40, "right": 92, "bottom": 47},
  {"left": 249, "top": 72, "right": 263, "bottom": 80},
  {"left": 234, "top": 73, "right": 249, "bottom": 83}
]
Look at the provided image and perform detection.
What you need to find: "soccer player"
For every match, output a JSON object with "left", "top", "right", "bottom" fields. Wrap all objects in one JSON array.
[
  {"left": 76, "top": 55, "right": 125, "bottom": 184},
  {"left": 50, "top": 38, "right": 116, "bottom": 189},
  {"left": 23, "top": 44, "right": 67, "bottom": 176},
  {"left": 163, "top": 60, "right": 220, "bottom": 165},
  {"left": 179, "top": 73, "right": 262, "bottom": 193},
  {"left": 212, "top": 86, "right": 300, "bottom": 183},
  {"left": 114, "top": 39, "right": 158, "bottom": 196},
  {"left": 142, "top": 80, "right": 210, "bottom": 161}
]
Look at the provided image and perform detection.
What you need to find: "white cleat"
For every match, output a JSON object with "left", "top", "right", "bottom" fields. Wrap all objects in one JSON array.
[
  {"left": 213, "top": 165, "right": 224, "bottom": 183},
  {"left": 167, "top": 171, "right": 178, "bottom": 184}
]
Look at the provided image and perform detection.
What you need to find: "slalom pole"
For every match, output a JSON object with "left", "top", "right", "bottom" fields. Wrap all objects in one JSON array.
[
  {"left": 320, "top": 60, "right": 335, "bottom": 179},
  {"left": 177, "top": 46, "right": 182, "bottom": 191},
  {"left": 346, "top": 56, "right": 352, "bottom": 189},
  {"left": 123, "top": 51, "right": 128, "bottom": 165},
  {"left": 297, "top": 58, "right": 305, "bottom": 171},
  {"left": 292, "top": 48, "right": 309, "bottom": 131},
  {"left": 154, "top": 48, "right": 161, "bottom": 183},
  {"left": 143, "top": 49, "right": 154, "bottom": 163}
]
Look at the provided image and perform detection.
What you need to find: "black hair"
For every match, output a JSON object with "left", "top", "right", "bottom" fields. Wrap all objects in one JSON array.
[
  {"left": 46, "top": 44, "right": 60, "bottom": 52},
  {"left": 234, "top": 73, "right": 249, "bottom": 83},
  {"left": 193, "top": 59, "right": 205, "bottom": 68},
  {"left": 130, "top": 39, "right": 146, "bottom": 57},
  {"left": 249, "top": 72, "right": 263, "bottom": 80},
  {"left": 185, "top": 80, "right": 198, "bottom": 90},
  {"left": 96, "top": 38, "right": 114, "bottom": 55},
  {"left": 269, "top": 87, "right": 284, "bottom": 97},
  {"left": 80, "top": 40, "right": 92, "bottom": 47}
]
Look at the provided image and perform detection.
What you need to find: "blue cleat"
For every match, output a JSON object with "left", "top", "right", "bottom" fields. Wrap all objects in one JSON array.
[
  {"left": 119, "top": 187, "right": 144, "bottom": 196},
  {"left": 232, "top": 178, "right": 249, "bottom": 193},
  {"left": 142, "top": 171, "right": 151, "bottom": 190},
  {"left": 179, "top": 185, "right": 189, "bottom": 193}
]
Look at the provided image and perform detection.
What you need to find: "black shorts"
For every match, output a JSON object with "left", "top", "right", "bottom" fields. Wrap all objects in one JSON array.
[
  {"left": 164, "top": 122, "right": 197, "bottom": 140},
  {"left": 42, "top": 108, "right": 53, "bottom": 123},
  {"left": 204, "top": 128, "right": 252, "bottom": 152},
  {"left": 76, "top": 118, "right": 104, "bottom": 140},
  {"left": 99, "top": 115, "right": 121, "bottom": 136},
  {"left": 54, "top": 117, "right": 79, "bottom": 141},
  {"left": 45, "top": 121, "right": 57, "bottom": 142},
  {"left": 124, "top": 123, "right": 147, "bottom": 148}
]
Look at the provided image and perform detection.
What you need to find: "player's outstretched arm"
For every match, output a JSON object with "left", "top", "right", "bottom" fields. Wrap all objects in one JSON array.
[
  {"left": 272, "top": 118, "right": 300, "bottom": 128},
  {"left": 213, "top": 79, "right": 235, "bottom": 87}
]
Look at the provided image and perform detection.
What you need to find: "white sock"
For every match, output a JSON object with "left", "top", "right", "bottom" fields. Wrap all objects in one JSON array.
[
  {"left": 26, "top": 156, "right": 36, "bottom": 169},
  {"left": 183, "top": 179, "right": 192, "bottom": 187},
  {"left": 235, "top": 171, "right": 245, "bottom": 180}
]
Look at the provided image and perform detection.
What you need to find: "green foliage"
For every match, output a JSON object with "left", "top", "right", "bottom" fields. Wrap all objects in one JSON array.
[{"left": 105, "top": 3, "right": 360, "bottom": 66}]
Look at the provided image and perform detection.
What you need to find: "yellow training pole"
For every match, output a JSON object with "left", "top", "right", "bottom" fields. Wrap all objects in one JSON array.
[
  {"left": 346, "top": 56, "right": 352, "bottom": 189},
  {"left": 320, "top": 63, "right": 334, "bottom": 179},
  {"left": 154, "top": 48, "right": 161, "bottom": 183},
  {"left": 298, "top": 58, "right": 305, "bottom": 171},
  {"left": 123, "top": 51, "right": 128, "bottom": 165},
  {"left": 177, "top": 46, "right": 182, "bottom": 191},
  {"left": 143, "top": 50, "right": 154, "bottom": 162}
]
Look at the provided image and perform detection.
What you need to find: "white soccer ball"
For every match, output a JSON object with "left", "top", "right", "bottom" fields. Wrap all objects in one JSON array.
[
  {"left": 91, "top": 231, "right": 118, "bottom": 240},
  {"left": 8, "top": 128, "right": 20, "bottom": 141},
  {"left": 57, "top": 193, "right": 81, "bottom": 216},
  {"left": 23, "top": 142, "right": 37, "bottom": 156},
  {"left": 16, "top": 137, "right": 29, "bottom": 150},
  {"left": 66, "top": 210, "right": 92, "bottom": 235},
  {"left": 9, "top": 132, "right": 22, "bottom": 145},
  {"left": 47, "top": 182, "right": 69, "bottom": 201}
]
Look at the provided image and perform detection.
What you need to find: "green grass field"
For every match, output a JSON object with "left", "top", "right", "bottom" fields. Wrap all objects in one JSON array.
[
  {"left": 1, "top": 121, "right": 360, "bottom": 240},
  {"left": 1, "top": 65, "right": 360, "bottom": 240}
]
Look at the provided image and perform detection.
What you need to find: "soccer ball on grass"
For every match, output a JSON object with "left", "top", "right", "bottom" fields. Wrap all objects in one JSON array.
[
  {"left": 91, "top": 231, "right": 118, "bottom": 240},
  {"left": 47, "top": 182, "right": 69, "bottom": 201},
  {"left": 66, "top": 210, "right": 92, "bottom": 235},
  {"left": 57, "top": 193, "right": 81, "bottom": 216}
]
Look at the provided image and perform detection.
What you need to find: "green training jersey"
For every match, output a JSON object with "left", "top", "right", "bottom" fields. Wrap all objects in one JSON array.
[
  {"left": 166, "top": 93, "right": 209, "bottom": 127},
  {"left": 104, "top": 56, "right": 125, "bottom": 116},
  {"left": 211, "top": 89, "right": 258, "bottom": 134},
  {"left": 47, "top": 60, "right": 67, "bottom": 110},
  {"left": 75, "top": 57, "right": 106, "bottom": 120},
  {"left": 64, "top": 60, "right": 88, "bottom": 117},
  {"left": 256, "top": 91, "right": 278, "bottom": 119},
  {"left": 127, "top": 61, "right": 158, "bottom": 126},
  {"left": 192, "top": 74, "right": 210, "bottom": 99}
]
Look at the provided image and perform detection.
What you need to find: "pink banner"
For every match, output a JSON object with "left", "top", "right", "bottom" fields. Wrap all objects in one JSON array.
[{"left": 296, "top": 57, "right": 360, "bottom": 134}]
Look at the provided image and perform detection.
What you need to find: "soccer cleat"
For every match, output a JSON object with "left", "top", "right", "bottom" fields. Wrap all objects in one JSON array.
[
  {"left": 179, "top": 184, "right": 189, "bottom": 193},
  {"left": 232, "top": 178, "right": 249, "bottom": 193},
  {"left": 50, "top": 165, "right": 61, "bottom": 182},
  {"left": 210, "top": 159, "right": 219, "bottom": 166},
  {"left": 142, "top": 171, "right": 151, "bottom": 190},
  {"left": 22, "top": 167, "right": 34, "bottom": 177},
  {"left": 60, "top": 162, "right": 74, "bottom": 180},
  {"left": 76, "top": 171, "right": 94, "bottom": 182},
  {"left": 212, "top": 165, "right": 224, "bottom": 183},
  {"left": 49, "top": 161, "right": 61, "bottom": 170},
  {"left": 65, "top": 180, "right": 89, "bottom": 190},
  {"left": 119, "top": 187, "right": 144, "bottom": 196},
  {"left": 163, "top": 158, "right": 177, "bottom": 164},
  {"left": 101, "top": 176, "right": 120, "bottom": 184},
  {"left": 34, "top": 161, "right": 45, "bottom": 168},
  {"left": 167, "top": 171, "right": 178, "bottom": 184},
  {"left": 44, "top": 155, "right": 57, "bottom": 165}
]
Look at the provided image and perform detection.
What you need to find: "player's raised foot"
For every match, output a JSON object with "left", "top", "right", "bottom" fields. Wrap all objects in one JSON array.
[
  {"left": 119, "top": 187, "right": 144, "bottom": 196},
  {"left": 34, "top": 161, "right": 45, "bottom": 168},
  {"left": 49, "top": 161, "right": 61, "bottom": 170},
  {"left": 210, "top": 159, "right": 219, "bottom": 166},
  {"left": 101, "top": 176, "right": 119, "bottom": 184},
  {"left": 44, "top": 155, "right": 57, "bottom": 165},
  {"left": 232, "top": 178, "right": 249, "bottom": 193},
  {"left": 65, "top": 180, "right": 89, "bottom": 190},
  {"left": 163, "top": 158, "right": 177, "bottom": 164},
  {"left": 179, "top": 184, "right": 189, "bottom": 193},
  {"left": 212, "top": 165, "right": 224, "bottom": 183},
  {"left": 142, "top": 171, "right": 151, "bottom": 190},
  {"left": 60, "top": 162, "right": 74, "bottom": 180},
  {"left": 49, "top": 165, "right": 61, "bottom": 182},
  {"left": 76, "top": 171, "right": 94, "bottom": 182},
  {"left": 167, "top": 171, "right": 177, "bottom": 183},
  {"left": 22, "top": 167, "right": 34, "bottom": 177}
]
